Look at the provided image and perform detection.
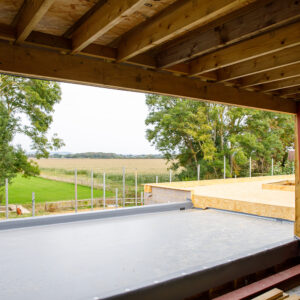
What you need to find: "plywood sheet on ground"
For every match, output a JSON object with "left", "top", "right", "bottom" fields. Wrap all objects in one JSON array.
[
  {"left": 145, "top": 176, "right": 295, "bottom": 221},
  {"left": 192, "top": 178, "right": 295, "bottom": 221}
]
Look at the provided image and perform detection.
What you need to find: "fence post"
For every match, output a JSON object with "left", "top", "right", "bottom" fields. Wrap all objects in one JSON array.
[
  {"left": 75, "top": 168, "right": 78, "bottom": 213},
  {"left": 5, "top": 178, "right": 8, "bottom": 219},
  {"left": 224, "top": 156, "right": 226, "bottom": 179},
  {"left": 141, "top": 192, "right": 144, "bottom": 206},
  {"left": 272, "top": 158, "right": 274, "bottom": 176},
  {"left": 115, "top": 188, "right": 118, "bottom": 207},
  {"left": 103, "top": 172, "right": 106, "bottom": 209},
  {"left": 197, "top": 164, "right": 200, "bottom": 181},
  {"left": 156, "top": 176, "right": 158, "bottom": 184},
  {"left": 123, "top": 167, "right": 125, "bottom": 207},
  {"left": 135, "top": 169, "right": 138, "bottom": 206},
  {"left": 91, "top": 169, "right": 93, "bottom": 210},
  {"left": 249, "top": 157, "right": 252, "bottom": 178},
  {"left": 169, "top": 170, "right": 172, "bottom": 182},
  {"left": 32, "top": 192, "right": 35, "bottom": 217},
  {"left": 293, "top": 162, "right": 295, "bottom": 175}
]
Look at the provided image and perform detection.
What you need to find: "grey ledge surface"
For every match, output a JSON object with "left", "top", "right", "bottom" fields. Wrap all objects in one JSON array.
[
  {"left": 0, "top": 207, "right": 294, "bottom": 300},
  {"left": 0, "top": 201, "right": 192, "bottom": 230}
]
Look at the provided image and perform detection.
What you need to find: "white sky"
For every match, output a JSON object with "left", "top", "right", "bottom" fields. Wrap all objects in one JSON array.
[{"left": 14, "top": 82, "right": 159, "bottom": 155}]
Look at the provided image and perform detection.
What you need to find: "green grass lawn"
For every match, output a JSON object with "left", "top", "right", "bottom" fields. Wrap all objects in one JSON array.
[{"left": 6, "top": 175, "right": 112, "bottom": 204}]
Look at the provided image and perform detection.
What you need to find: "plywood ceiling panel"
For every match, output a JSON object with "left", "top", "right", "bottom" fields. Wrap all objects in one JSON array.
[
  {"left": 0, "top": 0, "right": 24, "bottom": 25},
  {"left": 35, "top": 0, "right": 98, "bottom": 36},
  {"left": 95, "top": 0, "right": 178, "bottom": 46}
]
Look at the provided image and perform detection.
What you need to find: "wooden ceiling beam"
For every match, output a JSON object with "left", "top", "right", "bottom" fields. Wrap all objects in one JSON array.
[
  {"left": 278, "top": 86, "right": 300, "bottom": 96},
  {"left": 0, "top": 41, "right": 295, "bottom": 114},
  {"left": 189, "top": 21, "right": 300, "bottom": 76},
  {"left": 71, "top": 0, "right": 147, "bottom": 54},
  {"left": 156, "top": 0, "right": 300, "bottom": 68},
  {"left": 258, "top": 77, "right": 300, "bottom": 92},
  {"left": 0, "top": 27, "right": 191, "bottom": 77},
  {"left": 283, "top": 93, "right": 300, "bottom": 100},
  {"left": 237, "top": 63, "right": 300, "bottom": 88},
  {"left": 117, "top": 0, "right": 258, "bottom": 62},
  {"left": 216, "top": 45, "right": 300, "bottom": 82},
  {"left": 15, "top": 0, "right": 55, "bottom": 43}
]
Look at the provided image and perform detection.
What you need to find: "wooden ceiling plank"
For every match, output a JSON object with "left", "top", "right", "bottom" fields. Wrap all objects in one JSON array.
[
  {"left": 189, "top": 21, "right": 300, "bottom": 76},
  {"left": 278, "top": 86, "right": 300, "bottom": 96},
  {"left": 16, "top": 0, "right": 55, "bottom": 43},
  {"left": 71, "top": 0, "right": 147, "bottom": 54},
  {"left": 258, "top": 76, "right": 300, "bottom": 92},
  {"left": 0, "top": 40, "right": 295, "bottom": 114},
  {"left": 117, "top": 0, "right": 258, "bottom": 62},
  {"left": 237, "top": 63, "right": 300, "bottom": 87},
  {"left": 156, "top": 0, "right": 300, "bottom": 68},
  {"left": 3, "top": 28, "right": 189, "bottom": 77},
  {"left": 283, "top": 93, "right": 300, "bottom": 100},
  {"left": 216, "top": 45, "right": 300, "bottom": 82}
]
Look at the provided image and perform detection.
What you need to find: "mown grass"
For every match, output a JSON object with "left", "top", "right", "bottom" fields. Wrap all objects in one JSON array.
[{"left": 4, "top": 175, "right": 113, "bottom": 205}]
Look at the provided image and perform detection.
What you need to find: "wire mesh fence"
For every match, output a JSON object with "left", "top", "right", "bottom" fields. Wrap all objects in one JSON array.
[{"left": 0, "top": 158, "right": 295, "bottom": 220}]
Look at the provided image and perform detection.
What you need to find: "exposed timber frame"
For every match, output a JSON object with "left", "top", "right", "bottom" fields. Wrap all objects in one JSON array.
[
  {"left": 15, "top": 0, "right": 55, "bottom": 43},
  {"left": 0, "top": 41, "right": 296, "bottom": 115}
]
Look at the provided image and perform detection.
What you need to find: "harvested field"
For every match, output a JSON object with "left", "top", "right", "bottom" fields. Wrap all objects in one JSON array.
[{"left": 34, "top": 158, "right": 171, "bottom": 174}]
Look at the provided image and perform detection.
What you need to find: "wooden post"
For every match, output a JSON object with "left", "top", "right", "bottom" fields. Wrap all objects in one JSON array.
[{"left": 295, "top": 106, "right": 300, "bottom": 237}]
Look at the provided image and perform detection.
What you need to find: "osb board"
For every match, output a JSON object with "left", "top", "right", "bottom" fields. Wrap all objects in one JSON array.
[
  {"left": 35, "top": 0, "right": 98, "bottom": 36},
  {"left": 34, "top": 0, "right": 178, "bottom": 44},
  {"left": 0, "top": 0, "right": 23, "bottom": 25},
  {"left": 193, "top": 195, "right": 295, "bottom": 221},
  {"left": 262, "top": 180, "right": 295, "bottom": 192},
  {"left": 144, "top": 175, "right": 295, "bottom": 193},
  {"left": 102, "top": 0, "right": 178, "bottom": 46}
]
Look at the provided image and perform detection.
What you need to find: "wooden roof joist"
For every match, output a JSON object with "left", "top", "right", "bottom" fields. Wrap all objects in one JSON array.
[
  {"left": 15, "top": 0, "right": 55, "bottom": 43},
  {"left": 216, "top": 45, "right": 300, "bottom": 82},
  {"left": 117, "top": 0, "right": 258, "bottom": 62},
  {"left": 258, "top": 76, "right": 300, "bottom": 92},
  {"left": 189, "top": 21, "right": 300, "bottom": 76},
  {"left": 278, "top": 86, "right": 300, "bottom": 97},
  {"left": 71, "top": 0, "right": 148, "bottom": 54},
  {"left": 236, "top": 63, "right": 300, "bottom": 88},
  {"left": 156, "top": 0, "right": 300, "bottom": 68},
  {"left": 0, "top": 26, "right": 194, "bottom": 78},
  {"left": 0, "top": 41, "right": 296, "bottom": 114}
]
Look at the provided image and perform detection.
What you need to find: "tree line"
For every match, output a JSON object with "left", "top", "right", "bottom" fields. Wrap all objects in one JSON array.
[
  {"left": 48, "top": 152, "right": 163, "bottom": 159},
  {"left": 145, "top": 94, "right": 295, "bottom": 179}
]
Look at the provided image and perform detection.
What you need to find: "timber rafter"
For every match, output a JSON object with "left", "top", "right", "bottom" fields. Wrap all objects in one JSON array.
[{"left": 0, "top": 0, "right": 298, "bottom": 110}]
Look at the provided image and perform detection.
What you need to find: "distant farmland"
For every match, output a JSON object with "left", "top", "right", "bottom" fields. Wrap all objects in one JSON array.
[
  {"left": 33, "top": 158, "right": 175, "bottom": 196},
  {"left": 34, "top": 158, "right": 171, "bottom": 174}
]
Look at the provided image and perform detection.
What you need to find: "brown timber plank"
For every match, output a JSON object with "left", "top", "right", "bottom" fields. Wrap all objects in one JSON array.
[
  {"left": 216, "top": 45, "right": 300, "bottom": 82},
  {"left": 1, "top": 30, "right": 187, "bottom": 76},
  {"left": 156, "top": 0, "right": 300, "bottom": 68},
  {"left": 71, "top": 0, "right": 147, "bottom": 54},
  {"left": 214, "top": 265, "right": 300, "bottom": 300},
  {"left": 117, "top": 0, "right": 257, "bottom": 62},
  {"left": 237, "top": 63, "right": 300, "bottom": 88},
  {"left": 0, "top": 41, "right": 295, "bottom": 114},
  {"left": 252, "top": 288, "right": 283, "bottom": 300},
  {"left": 279, "top": 87, "right": 300, "bottom": 97},
  {"left": 189, "top": 22, "right": 300, "bottom": 76},
  {"left": 258, "top": 77, "right": 300, "bottom": 92},
  {"left": 16, "top": 0, "right": 55, "bottom": 43}
]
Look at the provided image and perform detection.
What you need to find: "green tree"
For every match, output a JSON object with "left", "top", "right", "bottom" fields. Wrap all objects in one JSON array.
[
  {"left": 145, "top": 94, "right": 294, "bottom": 179},
  {"left": 0, "top": 75, "right": 63, "bottom": 189}
]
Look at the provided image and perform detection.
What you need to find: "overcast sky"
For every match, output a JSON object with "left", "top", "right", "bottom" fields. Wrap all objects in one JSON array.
[{"left": 14, "top": 82, "right": 159, "bottom": 155}]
